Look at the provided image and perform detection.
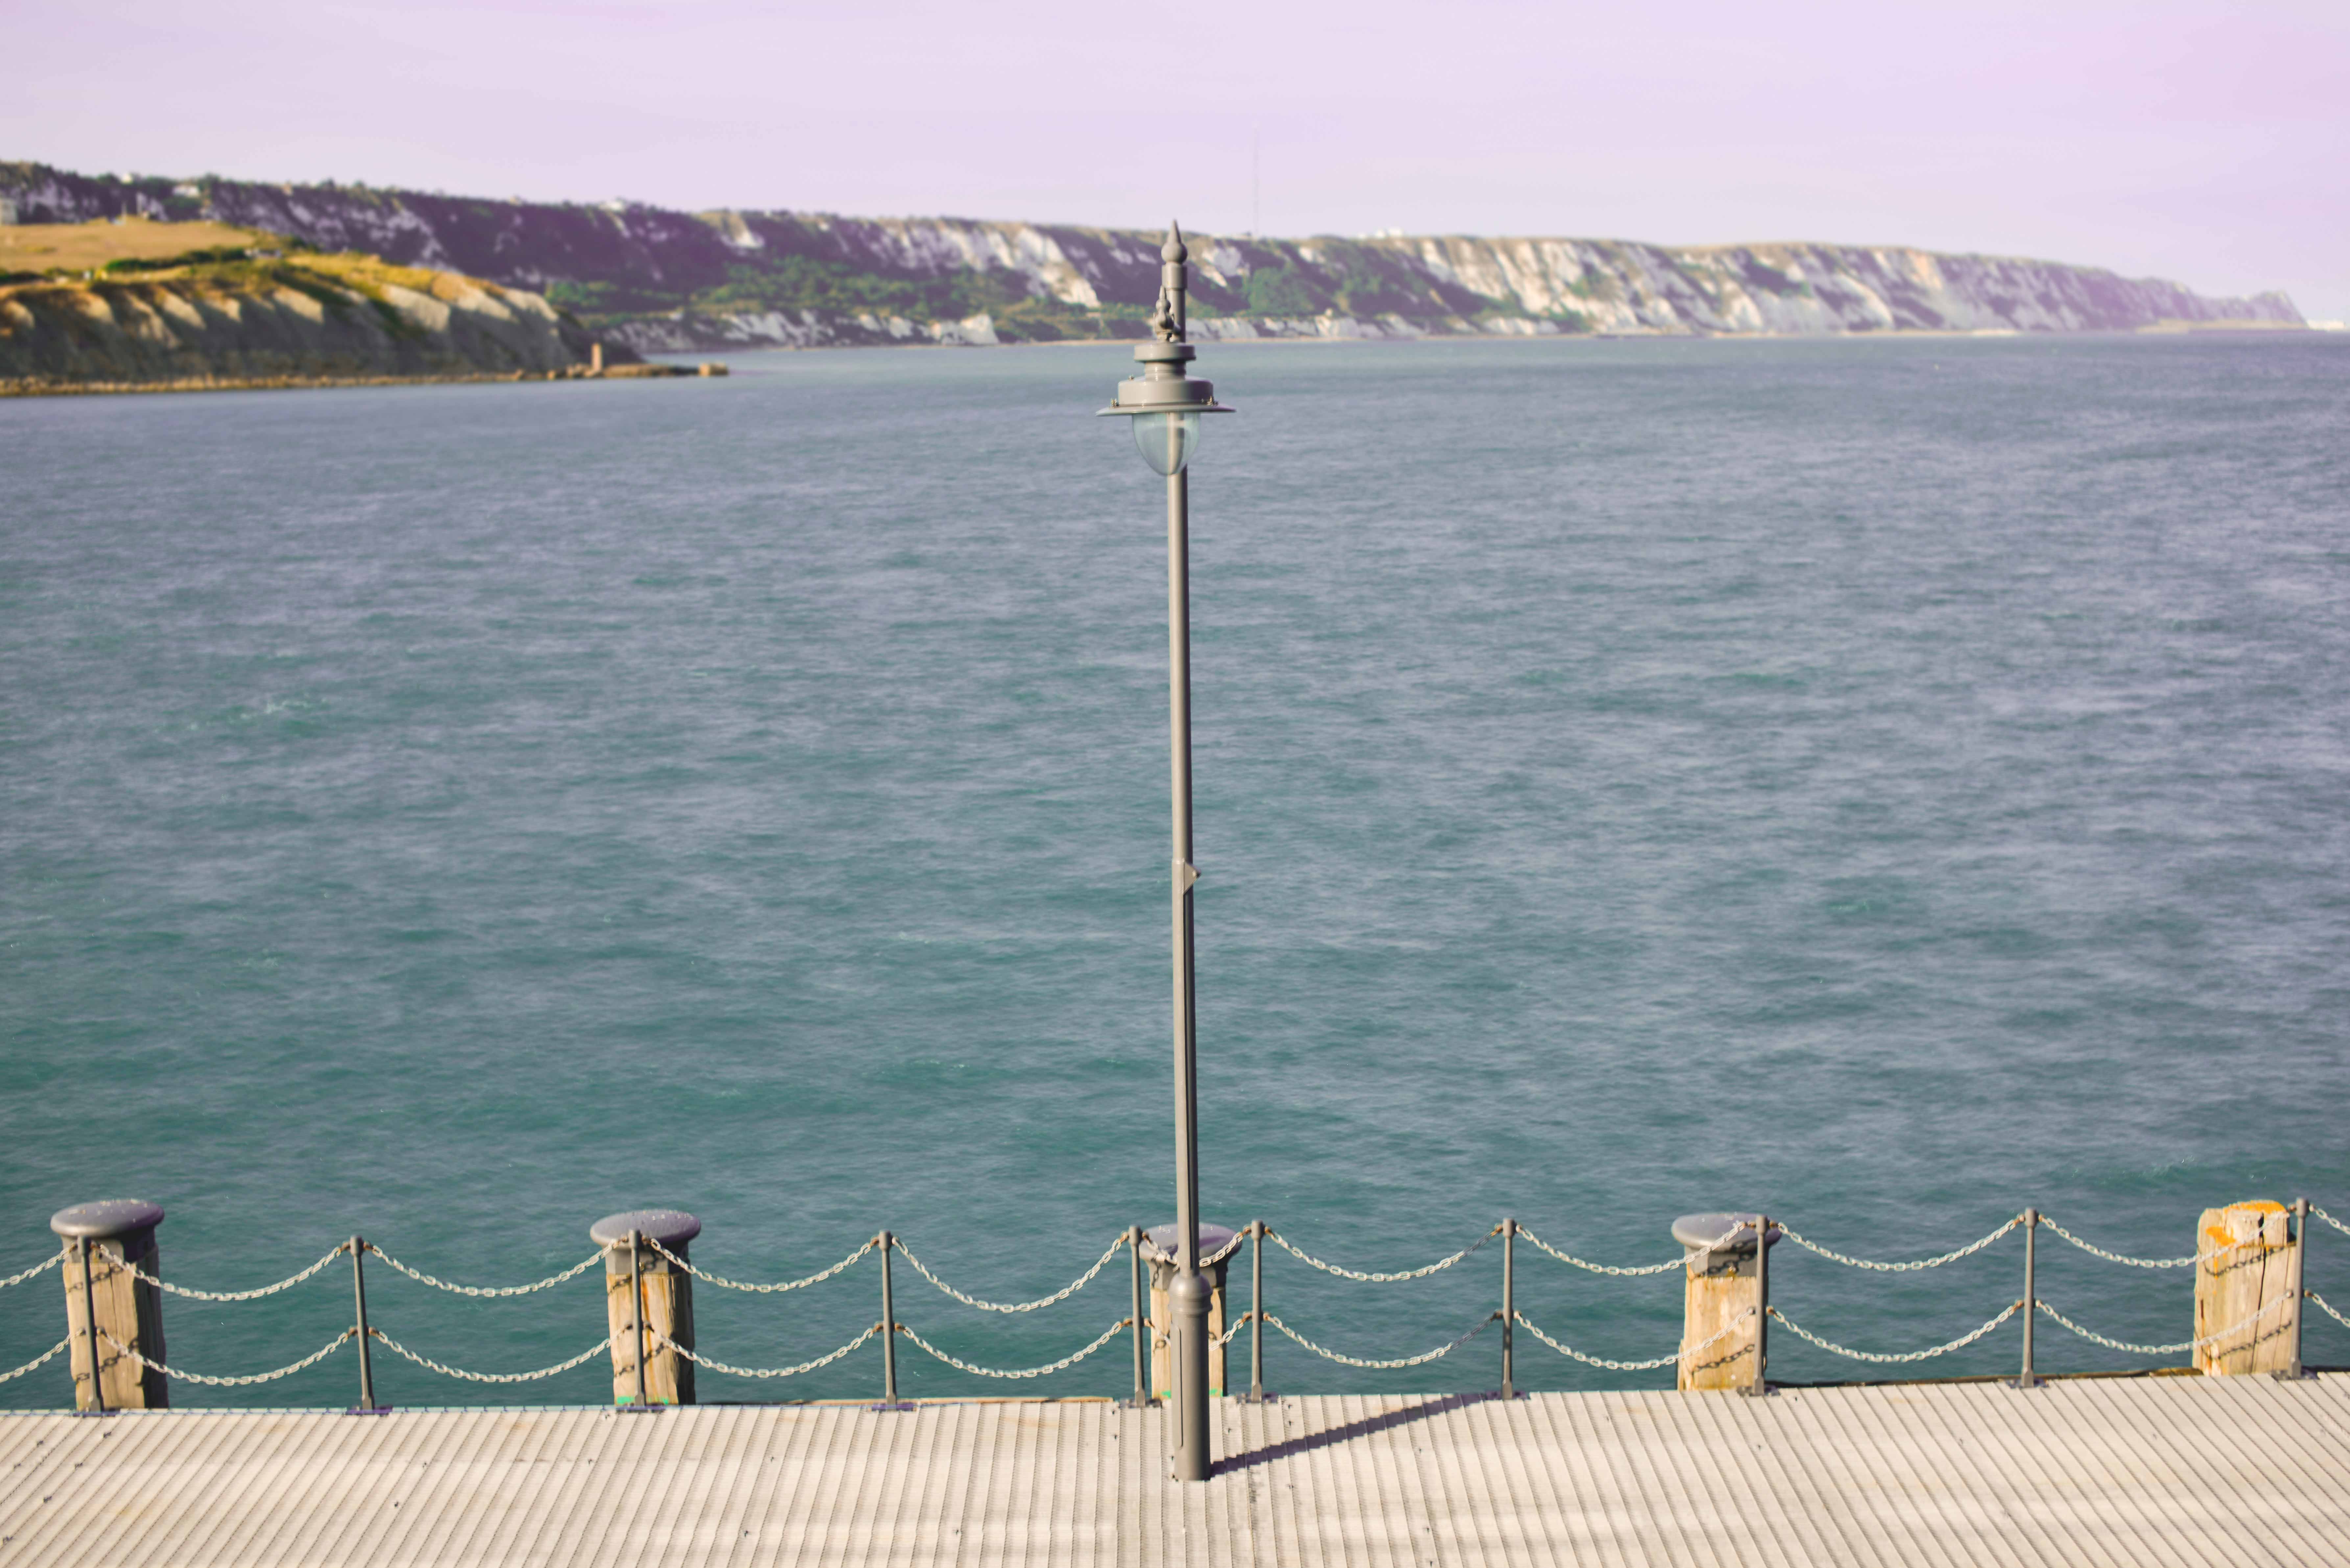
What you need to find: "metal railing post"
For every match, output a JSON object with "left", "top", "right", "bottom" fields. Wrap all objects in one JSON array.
[
  {"left": 1248, "top": 1220, "right": 1265, "bottom": 1403},
  {"left": 2281, "top": 1197, "right": 2308, "bottom": 1381},
  {"left": 2018, "top": 1208, "right": 2038, "bottom": 1389},
  {"left": 1742, "top": 1214, "right": 1769, "bottom": 1398},
  {"left": 1501, "top": 1218, "right": 1515, "bottom": 1399},
  {"left": 1128, "top": 1226, "right": 1151, "bottom": 1407},
  {"left": 629, "top": 1230, "right": 649, "bottom": 1408},
  {"left": 878, "top": 1231, "right": 903, "bottom": 1408},
  {"left": 350, "top": 1236, "right": 379, "bottom": 1413},
  {"left": 78, "top": 1237, "right": 104, "bottom": 1415}
]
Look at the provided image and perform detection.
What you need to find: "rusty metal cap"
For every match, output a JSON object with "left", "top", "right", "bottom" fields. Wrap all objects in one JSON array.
[
  {"left": 51, "top": 1200, "right": 166, "bottom": 1239},
  {"left": 1140, "top": 1223, "right": 1238, "bottom": 1264},
  {"left": 589, "top": 1209, "right": 702, "bottom": 1248}
]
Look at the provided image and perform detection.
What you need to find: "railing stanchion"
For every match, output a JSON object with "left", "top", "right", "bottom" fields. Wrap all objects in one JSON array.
[
  {"left": 1743, "top": 1213, "right": 1769, "bottom": 1397},
  {"left": 1248, "top": 1220, "right": 1265, "bottom": 1402},
  {"left": 878, "top": 1230, "right": 903, "bottom": 1408},
  {"left": 1501, "top": 1218, "right": 1515, "bottom": 1399},
  {"left": 629, "top": 1230, "right": 649, "bottom": 1408},
  {"left": 350, "top": 1236, "right": 379, "bottom": 1412},
  {"left": 78, "top": 1237, "right": 105, "bottom": 1415},
  {"left": 1128, "top": 1226, "right": 1150, "bottom": 1406},
  {"left": 2018, "top": 1208, "right": 2038, "bottom": 1389},
  {"left": 2281, "top": 1197, "right": 2308, "bottom": 1380}
]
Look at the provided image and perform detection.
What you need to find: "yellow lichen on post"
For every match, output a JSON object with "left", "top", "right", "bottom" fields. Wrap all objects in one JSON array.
[
  {"left": 2194, "top": 1202, "right": 2296, "bottom": 1375},
  {"left": 51, "top": 1201, "right": 169, "bottom": 1411}
]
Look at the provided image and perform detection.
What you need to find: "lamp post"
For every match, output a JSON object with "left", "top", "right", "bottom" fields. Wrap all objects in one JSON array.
[{"left": 1101, "top": 221, "right": 1232, "bottom": 1482}]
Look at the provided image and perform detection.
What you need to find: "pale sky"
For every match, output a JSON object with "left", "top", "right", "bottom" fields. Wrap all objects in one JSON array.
[{"left": 8, "top": 0, "right": 2346, "bottom": 318}]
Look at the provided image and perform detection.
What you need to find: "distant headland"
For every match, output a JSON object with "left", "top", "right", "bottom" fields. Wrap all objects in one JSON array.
[{"left": 0, "top": 159, "right": 2307, "bottom": 392}]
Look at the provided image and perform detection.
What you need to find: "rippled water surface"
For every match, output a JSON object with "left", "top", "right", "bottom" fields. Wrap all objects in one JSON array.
[{"left": 2, "top": 334, "right": 2346, "bottom": 1407}]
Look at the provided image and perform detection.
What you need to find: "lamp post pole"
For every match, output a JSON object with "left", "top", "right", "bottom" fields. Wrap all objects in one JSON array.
[{"left": 1102, "top": 222, "right": 1231, "bottom": 1482}]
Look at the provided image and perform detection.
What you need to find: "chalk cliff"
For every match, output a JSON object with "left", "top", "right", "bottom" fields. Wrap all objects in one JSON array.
[{"left": 3, "top": 161, "right": 2303, "bottom": 353}]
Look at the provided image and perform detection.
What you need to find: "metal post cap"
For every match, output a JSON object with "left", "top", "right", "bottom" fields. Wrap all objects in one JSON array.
[
  {"left": 1672, "top": 1213, "right": 1781, "bottom": 1252},
  {"left": 1139, "top": 1223, "right": 1238, "bottom": 1264},
  {"left": 51, "top": 1200, "right": 166, "bottom": 1239},
  {"left": 589, "top": 1210, "right": 702, "bottom": 1248}
]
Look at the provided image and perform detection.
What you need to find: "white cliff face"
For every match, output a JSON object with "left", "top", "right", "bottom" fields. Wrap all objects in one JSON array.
[{"left": 1, "top": 164, "right": 2302, "bottom": 349}]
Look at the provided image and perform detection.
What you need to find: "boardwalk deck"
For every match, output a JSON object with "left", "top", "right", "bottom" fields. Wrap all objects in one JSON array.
[{"left": 3, "top": 1374, "right": 2344, "bottom": 1565}]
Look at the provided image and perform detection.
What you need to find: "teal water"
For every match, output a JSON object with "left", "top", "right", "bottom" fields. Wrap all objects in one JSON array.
[{"left": 2, "top": 335, "right": 2345, "bottom": 1408}]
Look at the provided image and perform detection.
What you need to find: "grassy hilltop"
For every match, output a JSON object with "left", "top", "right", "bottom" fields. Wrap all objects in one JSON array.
[{"left": 0, "top": 218, "right": 629, "bottom": 393}]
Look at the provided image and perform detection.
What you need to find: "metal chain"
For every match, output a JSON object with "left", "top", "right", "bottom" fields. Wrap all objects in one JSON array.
[
  {"left": 0, "top": 1249, "right": 65, "bottom": 1291},
  {"left": 1512, "top": 1307, "right": 1751, "bottom": 1372},
  {"left": 126, "top": 1245, "right": 346, "bottom": 1302},
  {"left": 1778, "top": 1218, "right": 2020, "bottom": 1273},
  {"left": 1216, "top": 1312, "right": 1253, "bottom": 1348},
  {"left": 1265, "top": 1225, "right": 1499, "bottom": 1283},
  {"left": 369, "top": 1328, "right": 611, "bottom": 1384},
  {"left": 1204, "top": 1230, "right": 1245, "bottom": 1267},
  {"left": 1767, "top": 1301, "right": 2021, "bottom": 1363},
  {"left": 0, "top": 1340, "right": 69, "bottom": 1385},
  {"left": 2037, "top": 1218, "right": 2195, "bottom": 1269},
  {"left": 654, "top": 1325, "right": 877, "bottom": 1379},
  {"left": 891, "top": 1234, "right": 1123, "bottom": 1314},
  {"left": 2306, "top": 1291, "right": 2350, "bottom": 1329},
  {"left": 365, "top": 1246, "right": 606, "bottom": 1298},
  {"left": 644, "top": 1236, "right": 871, "bottom": 1295},
  {"left": 2313, "top": 1205, "right": 2350, "bottom": 1238},
  {"left": 2034, "top": 1295, "right": 2285, "bottom": 1358},
  {"left": 1260, "top": 1310, "right": 1493, "bottom": 1369},
  {"left": 895, "top": 1319, "right": 1130, "bottom": 1379},
  {"left": 1513, "top": 1226, "right": 1690, "bottom": 1277},
  {"left": 102, "top": 1328, "right": 350, "bottom": 1387}
]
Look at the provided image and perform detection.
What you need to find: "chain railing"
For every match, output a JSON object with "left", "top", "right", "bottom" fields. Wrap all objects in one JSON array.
[
  {"left": 0, "top": 1250, "right": 64, "bottom": 1292},
  {"left": 1266, "top": 1225, "right": 1499, "bottom": 1282},
  {"left": 2037, "top": 1218, "right": 2196, "bottom": 1269},
  {"left": 1263, "top": 1310, "right": 1494, "bottom": 1369},
  {"left": 1779, "top": 1218, "right": 2020, "bottom": 1273},
  {"left": 657, "top": 1326, "right": 877, "bottom": 1380},
  {"left": 1768, "top": 1301, "right": 2024, "bottom": 1364},
  {"left": 0, "top": 1340, "right": 69, "bottom": 1385},
  {"left": 9, "top": 1198, "right": 2344, "bottom": 1408},
  {"left": 644, "top": 1236, "right": 870, "bottom": 1294},
  {"left": 368, "top": 1330, "right": 612, "bottom": 1385},
  {"left": 1513, "top": 1306, "right": 1752, "bottom": 1372},
  {"left": 364, "top": 1246, "right": 606, "bottom": 1298},
  {"left": 896, "top": 1319, "right": 1131, "bottom": 1380},
  {"left": 2032, "top": 1294, "right": 2292, "bottom": 1359},
  {"left": 893, "top": 1234, "right": 1123, "bottom": 1314},
  {"left": 102, "top": 1328, "right": 353, "bottom": 1387},
  {"left": 127, "top": 1245, "right": 346, "bottom": 1301}
]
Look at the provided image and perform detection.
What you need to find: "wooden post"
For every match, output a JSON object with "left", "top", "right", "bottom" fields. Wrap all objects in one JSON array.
[
  {"left": 2194, "top": 1201, "right": 2297, "bottom": 1375},
  {"left": 1673, "top": 1212, "right": 1772, "bottom": 1392},
  {"left": 51, "top": 1201, "right": 168, "bottom": 1411},
  {"left": 589, "top": 1209, "right": 699, "bottom": 1406},
  {"left": 1142, "top": 1223, "right": 1233, "bottom": 1401}
]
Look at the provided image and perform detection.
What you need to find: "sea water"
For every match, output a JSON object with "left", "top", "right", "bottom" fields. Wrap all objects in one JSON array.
[{"left": 2, "top": 334, "right": 2345, "bottom": 1408}]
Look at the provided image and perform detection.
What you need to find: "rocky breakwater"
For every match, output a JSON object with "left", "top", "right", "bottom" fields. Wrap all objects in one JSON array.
[{"left": 0, "top": 245, "right": 632, "bottom": 394}]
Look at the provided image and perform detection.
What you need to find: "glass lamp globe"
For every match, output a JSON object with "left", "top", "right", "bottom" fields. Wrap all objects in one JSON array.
[{"left": 1131, "top": 410, "right": 1203, "bottom": 477}]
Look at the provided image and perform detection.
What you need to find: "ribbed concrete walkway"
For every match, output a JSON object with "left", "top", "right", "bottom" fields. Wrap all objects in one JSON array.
[{"left": 3, "top": 1375, "right": 2344, "bottom": 1566}]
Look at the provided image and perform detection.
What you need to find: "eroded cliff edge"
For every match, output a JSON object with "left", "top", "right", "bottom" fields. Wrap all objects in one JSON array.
[
  {"left": 0, "top": 244, "right": 615, "bottom": 393},
  {"left": 4, "top": 162, "right": 2303, "bottom": 354}
]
